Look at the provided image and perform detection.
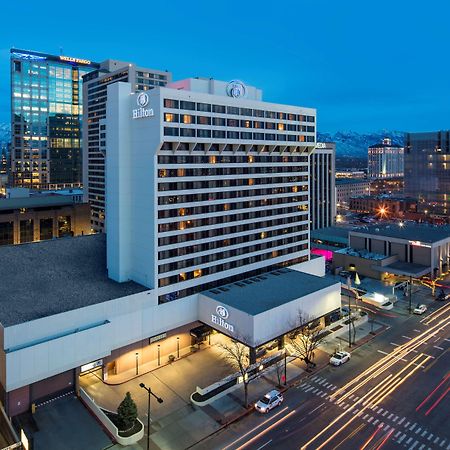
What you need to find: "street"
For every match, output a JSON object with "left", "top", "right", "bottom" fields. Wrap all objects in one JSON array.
[{"left": 194, "top": 298, "right": 450, "bottom": 450}]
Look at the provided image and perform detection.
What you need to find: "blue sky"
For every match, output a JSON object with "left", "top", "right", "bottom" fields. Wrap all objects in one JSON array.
[{"left": 1, "top": 0, "right": 449, "bottom": 132}]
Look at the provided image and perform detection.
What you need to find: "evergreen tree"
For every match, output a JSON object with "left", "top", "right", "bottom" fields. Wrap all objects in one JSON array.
[{"left": 117, "top": 391, "right": 138, "bottom": 430}]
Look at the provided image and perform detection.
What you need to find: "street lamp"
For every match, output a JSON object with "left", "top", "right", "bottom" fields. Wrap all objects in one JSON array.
[
  {"left": 139, "top": 383, "right": 163, "bottom": 450},
  {"left": 176, "top": 337, "right": 180, "bottom": 359}
]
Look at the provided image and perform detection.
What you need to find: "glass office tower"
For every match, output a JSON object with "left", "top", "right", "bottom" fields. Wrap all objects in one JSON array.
[
  {"left": 404, "top": 131, "right": 450, "bottom": 216},
  {"left": 10, "top": 49, "right": 99, "bottom": 189}
]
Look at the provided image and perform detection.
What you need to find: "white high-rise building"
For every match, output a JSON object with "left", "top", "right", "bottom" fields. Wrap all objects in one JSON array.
[
  {"left": 106, "top": 78, "right": 317, "bottom": 303},
  {"left": 368, "top": 137, "right": 404, "bottom": 179}
]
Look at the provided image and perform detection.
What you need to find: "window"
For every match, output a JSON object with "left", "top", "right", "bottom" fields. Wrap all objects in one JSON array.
[
  {"left": 227, "top": 131, "right": 239, "bottom": 139},
  {"left": 164, "top": 99, "right": 179, "bottom": 108},
  {"left": 180, "top": 100, "right": 195, "bottom": 110},
  {"left": 241, "top": 120, "right": 252, "bottom": 128},
  {"left": 240, "top": 107, "right": 252, "bottom": 116},
  {"left": 164, "top": 113, "right": 179, "bottom": 123},
  {"left": 197, "top": 129, "right": 212, "bottom": 138},
  {"left": 58, "top": 216, "right": 72, "bottom": 237},
  {"left": 0, "top": 222, "right": 14, "bottom": 246},
  {"left": 241, "top": 132, "right": 252, "bottom": 139},
  {"left": 287, "top": 113, "right": 296, "bottom": 121},
  {"left": 227, "top": 118, "right": 239, "bottom": 127},
  {"left": 14, "top": 61, "right": 21, "bottom": 72},
  {"left": 307, "top": 116, "right": 315, "bottom": 122},
  {"left": 227, "top": 106, "right": 239, "bottom": 115},
  {"left": 213, "top": 104, "right": 226, "bottom": 113},
  {"left": 254, "top": 109, "right": 264, "bottom": 117},
  {"left": 277, "top": 123, "right": 285, "bottom": 131},
  {"left": 182, "top": 114, "right": 194, "bottom": 124},
  {"left": 253, "top": 132, "right": 264, "bottom": 140},
  {"left": 265, "top": 111, "right": 276, "bottom": 119},
  {"left": 277, "top": 112, "right": 285, "bottom": 119},
  {"left": 307, "top": 126, "right": 315, "bottom": 132},
  {"left": 180, "top": 128, "right": 195, "bottom": 137},
  {"left": 197, "top": 102, "right": 211, "bottom": 112},
  {"left": 265, "top": 122, "right": 275, "bottom": 130},
  {"left": 164, "top": 127, "right": 179, "bottom": 136},
  {"left": 213, "top": 117, "right": 225, "bottom": 126},
  {"left": 19, "top": 219, "right": 34, "bottom": 243},
  {"left": 197, "top": 116, "right": 211, "bottom": 125},
  {"left": 39, "top": 218, "right": 53, "bottom": 241},
  {"left": 265, "top": 133, "right": 276, "bottom": 140},
  {"left": 213, "top": 130, "right": 226, "bottom": 139}
]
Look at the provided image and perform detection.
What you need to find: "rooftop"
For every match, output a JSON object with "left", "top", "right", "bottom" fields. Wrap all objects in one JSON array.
[
  {"left": 351, "top": 224, "right": 450, "bottom": 244},
  {"left": 0, "top": 234, "right": 148, "bottom": 327},
  {"left": 335, "top": 247, "right": 388, "bottom": 261},
  {"left": 0, "top": 196, "right": 76, "bottom": 211},
  {"left": 202, "top": 268, "right": 338, "bottom": 315},
  {"left": 336, "top": 178, "right": 369, "bottom": 185},
  {"left": 311, "top": 226, "right": 353, "bottom": 244}
]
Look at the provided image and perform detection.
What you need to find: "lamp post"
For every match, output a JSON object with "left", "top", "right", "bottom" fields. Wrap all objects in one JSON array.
[
  {"left": 176, "top": 337, "right": 180, "bottom": 359},
  {"left": 408, "top": 275, "right": 412, "bottom": 314},
  {"left": 139, "top": 383, "right": 163, "bottom": 450},
  {"left": 135, "top": 352, "right": 139, "bottom": 376},
  {"left": 157, "top": 345, "right": 161, "bottom": 366}
]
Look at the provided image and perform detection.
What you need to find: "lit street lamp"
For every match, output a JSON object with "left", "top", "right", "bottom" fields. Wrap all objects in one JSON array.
[{"left": 139, "top": 382, "right": 163, "bottom": 450}]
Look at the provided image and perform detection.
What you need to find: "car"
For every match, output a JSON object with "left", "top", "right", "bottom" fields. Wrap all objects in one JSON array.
[
  {"left": 330, "top": 351, "right": 351, "bottom": 366},
  {"left": 254, "top": 390, "right": 284, "bottom": 413},
  {"left": 413, "top": 304, "right": 427, "bottom": 315}
]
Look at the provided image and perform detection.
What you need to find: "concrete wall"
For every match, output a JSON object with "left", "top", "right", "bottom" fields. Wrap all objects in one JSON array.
[
  {"left": 290, "top": 255, "right": 325, "bottom": 276},
  {"left": 3, "top": 290, "right": 198, "bottom": 393},
  {"left": 350, "top": 236, "right": 365, "bottom": 250},
  {"left": 391, "top": 242, "right": 406, "bottom": 261},
  {"left": 332, "top": 252, "right": 397, "bottom": 279}
]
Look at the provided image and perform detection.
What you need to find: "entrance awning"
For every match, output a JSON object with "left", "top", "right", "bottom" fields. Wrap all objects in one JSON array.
[
  {"left": 372, "top": 261, "right": 430, "bottom": 278},
  {"left": 198, "top": 268, "right": 340, "bottom": 348},
  {"left": 190, "top": 324, "right": 212, "bottom": 339}
]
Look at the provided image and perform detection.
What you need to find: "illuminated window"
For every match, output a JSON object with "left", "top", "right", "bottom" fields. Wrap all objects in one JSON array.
[
  {"left": 193, "top": 269, "right": 202, "bottom": 278},
  {"left": 292, "top": 185, "right": 298, "bottom": 193},
  {"left": 182, "top": 115, "right": 193, "bottom": 124},
  {"left": 260, "top": 232, "right": 266, "bottom": 239},
  {"left": 179, "top": 208, "right": 186, "bottom": 216},
  {"left": 248, "top": 178, "right": 254, "bottom": 186},
  {"left": 278, "top": 123, "right": 285, "bottom": 131},
  {"left": 209, "top": 155, "right": 216, "bottom": 164},
  {"left": 248, "top": 155, "right": 254, "bottom": 163},
  {"left": 159, "top": 169, "right": 167, "bottom": 177},
  {"left": 180, "top": 272, "right": 187, "bottom": 281},
  {"left": 164, "top": 113, "right": 174, "bottom": 122}
]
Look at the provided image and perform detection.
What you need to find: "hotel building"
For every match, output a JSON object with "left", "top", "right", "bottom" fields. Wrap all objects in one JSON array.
[
  {"left": 310, "top": 142, "right": 336, "bottom": 229},
  {"left": 82, "top": 61, "right": 172, "bottom": 232},
  {"left": 368, "top": 137, "right": 404, "bottom": 180},
  {"left": 10, "top": 49, "right": 99, "bottom": 189},
  {"left": 0, "top": 79, "right": 341, "bottom": 418}
]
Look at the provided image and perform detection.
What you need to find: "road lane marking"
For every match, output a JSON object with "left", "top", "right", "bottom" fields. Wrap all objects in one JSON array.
[
  {"left": 402, "top": 335, "right": 412, "bottom": 339},
  {"left": 308, "top": 402, "right": 325, "bottom": 415},
  {"left": 388, "top": 413, "right": 393, "bottom": 419},
  {"left": 405, "top": 437, "right": 412, "bottom": 444},
  {"left": 398, "top": 417, "right": 405, "bottom": 425},
  {"left": 428, "top": 433, "right": 434, "bottom": 441},
  {"left": 377, "top": 350, "right": 389, "bottom": 355},
  {"left": 398, "top": 434, "right": 406, "bottom": 443},
  {"left": 421, "top": 430, "right": 428, "bottom": 437},
  {"left": 415, "top": 427, "right": 422, "bottom": 434},
  {"left": 433, "top": 345, "right": 444, "bottom": 350},
  {"left": 373, "top": 419, "right": 379, "bottom": 425}
]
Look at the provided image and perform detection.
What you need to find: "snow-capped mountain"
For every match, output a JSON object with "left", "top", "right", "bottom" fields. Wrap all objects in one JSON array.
[{"left": 318, "top": 130, "right": 405, "bottom": 156}]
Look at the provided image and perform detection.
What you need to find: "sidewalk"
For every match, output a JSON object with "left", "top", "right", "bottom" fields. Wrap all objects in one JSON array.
[{"left": 89, "top": 318, "right": 388, "bottom": 450}]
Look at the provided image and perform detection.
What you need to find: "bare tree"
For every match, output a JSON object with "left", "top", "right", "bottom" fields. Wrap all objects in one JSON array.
[
  {"left": 219, "top": 338, "right": 253, "bottom": 407},
  {"left": 287, "top": 311, "right": 327, "bottom": 371}
]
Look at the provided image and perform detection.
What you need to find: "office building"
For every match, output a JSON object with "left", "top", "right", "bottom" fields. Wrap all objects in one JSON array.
[
  {"left": 349, "top": 195, "right": 417, "bottom": 218},
  {"left": 0, "top": 195, "right": 90, "bottom": 245},
  {"left": 0, "top": 78, "right": 342, "bottom": 419},
  {"left": 369, "top": 176, "right": 404, "bottom": 196},
  {"left": 310, "top": 142, "right": 336, "bottom": 229},
  {"left": 368, "top": 138, "right": 404, "bottom": 179},
  {"left": 82, "top": 60, "right": 172, "bottom": 232},
  {"left": 10, "top": 49, "right": 99, "bottom": 190},
  {"left": 404, "top": 131, "right": 450, "bottom": 216},
  {"left": 336, "top": 178, "right": 370, "bottom": 208}
]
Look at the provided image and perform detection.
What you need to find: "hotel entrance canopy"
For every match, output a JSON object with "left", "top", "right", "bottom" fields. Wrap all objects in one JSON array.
[{"left": 198, "top": 268, "right": 340, "bottom": 348}]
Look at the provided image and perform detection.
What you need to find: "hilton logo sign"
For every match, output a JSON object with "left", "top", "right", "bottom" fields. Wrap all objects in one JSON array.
[
  {"left": 132, "top": 92, "right": 154, "bottom": 119},
  {"left": 211, "top": 305, "right": 235, "bottom": 332}
]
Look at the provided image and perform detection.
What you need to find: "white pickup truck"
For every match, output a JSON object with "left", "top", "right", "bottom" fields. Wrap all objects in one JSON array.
[{"left": 360, "top": 292, "right": 394, "bottom": 310}]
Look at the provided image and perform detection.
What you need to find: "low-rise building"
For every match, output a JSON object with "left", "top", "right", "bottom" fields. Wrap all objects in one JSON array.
[
  {"left": 336, "top": 178, "right": 370, "bottom": 208},
  {"left": 349, "top": 195, "right": 417, "bottom": 218},
  {"left": 0, "top": 196, "right": 90, "bottom": 245},
  {"left": 369, "top": 177, "right": 404, "bottom": 196},
  {"left": 332, "top": 224, "right": 450, "bottom": 279}
]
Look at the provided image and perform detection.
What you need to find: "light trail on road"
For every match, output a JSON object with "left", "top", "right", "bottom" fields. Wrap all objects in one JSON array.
[
  {"left": 421, "top": 302, "right": 450, "bottom": 325},
  {"left": 299, "top": 314, "right": 449, "bottom": 450}
]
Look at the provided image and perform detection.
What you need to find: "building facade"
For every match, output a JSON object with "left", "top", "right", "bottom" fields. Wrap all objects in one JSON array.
[
  {"left": 82, "top": 60, "right": 172, "bottom": 232},
  {"left": 310, "top": 142, "right": 336, "bottom": 229},
  {"left": 349, "top": 195, "right": 417, "bottom": 218},
  {"left": 368, "top": 138, "right": 404, "bottom": 179},
  {"left": 0, "top": 196, "right": 90, "bottom": 245},
  {"left": 10, "top": 49, "right": 99, "bottom": 190},
  {"left": 404, "top": 131, "right": 450, "bottom": 217},
  {"left": 336, "top": 178, "right": 370, "bottom": 208},
  {"left": 369, "top": 176, "right": 404, "bottom": 196}
]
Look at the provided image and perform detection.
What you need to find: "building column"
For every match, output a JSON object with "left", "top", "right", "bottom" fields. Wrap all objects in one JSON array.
[
  {"left": 278, "top": 335, "right": 285, "bottom": 350},
  {"left": 249, "top": 347, "right": 256, "bottom": 365}
]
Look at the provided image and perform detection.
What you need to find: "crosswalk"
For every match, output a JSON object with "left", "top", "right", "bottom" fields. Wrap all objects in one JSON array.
[{"left": 296, "top": 375, "right": 449, "bottom": 449}]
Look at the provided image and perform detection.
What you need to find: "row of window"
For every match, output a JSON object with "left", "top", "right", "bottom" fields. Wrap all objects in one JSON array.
[
  {"left": 158, "top": 243, "right": 309, "bottom": 287},
  {"left": 158, "top": 204, "right": 308, "bottom": 232},
  {"left": 163, "top": 99, "right": 315, "bottom": 122},
  {"left": 164, "top": 113, "right": 315, "bottom": 132},
  {"left": 158, "top": 214, "right": 308, "bottom": 247},
  {"left": 157, "top": 196, "right": 307, "bottom": 219},
  {"left": 158, "top": 255, "right": 309, "bottom": 303},
  {"left": 163, "top": 127, "right": 315, "bottom": 142},
  {"left": 158, "top": 187, "right": 307, "bottom": 206},
  {"left": 158, "top": 166, "right": 308, "bottom": 178},
  {"left": 158, "top": 232, "right": 308, "bottom": 274},
  {"left": 157, "top": 153, "right": 309, "bottom": 164}
]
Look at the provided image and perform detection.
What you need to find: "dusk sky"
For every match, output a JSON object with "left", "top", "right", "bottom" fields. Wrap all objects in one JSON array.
[{"left": 1, "top": 0, "right": 449, "bottom": 133}]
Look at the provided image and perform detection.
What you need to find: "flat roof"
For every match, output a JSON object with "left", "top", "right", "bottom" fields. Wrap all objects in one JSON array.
[
  {"left": 202, "top": 268, "right": 338, "bottom": 316},
  {"left": 0, "top": 196, "right": 75, "bottom": 211},
  {"left": 351, "top": 224, "right": 450, "bottom": 244},
  {"left": 336, "top": 178, "right": 370, "bottom": 185},
  {"left": 0, "top": 234, "right": 148, "bottom": 327},
  {"left": 372, "top": 261, "right": 430, "bottom": 277},
  {"left": 311, "top": 226, "right": 352, "bottom": 244}
]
